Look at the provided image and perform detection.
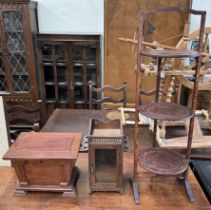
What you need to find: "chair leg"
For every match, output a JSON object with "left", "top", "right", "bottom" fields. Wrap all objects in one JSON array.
[
  {"left": 129, "top": 177, "right": 140, "bottom": 205},
  {"left": 184, "top": 178, "right": 195, "bottom": 202}
]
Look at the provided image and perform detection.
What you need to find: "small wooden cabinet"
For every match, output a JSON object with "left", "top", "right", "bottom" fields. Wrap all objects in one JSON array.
[
  {"left": 37, "top": 34, "right": 101, "bottom": 118},
  {"left": 88, "top": 119, "right": 123, "bottom": 193},
  {"left": 3, "top": 132, "right": 82, "bottom": 196},
  {"left": 0, "top": 0, "right": 38, "bottom": 102}
]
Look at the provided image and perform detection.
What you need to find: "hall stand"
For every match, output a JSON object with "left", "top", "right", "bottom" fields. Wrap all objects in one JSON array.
[{"left": 130, "top": 7, "right": 206, "bottom": 204}]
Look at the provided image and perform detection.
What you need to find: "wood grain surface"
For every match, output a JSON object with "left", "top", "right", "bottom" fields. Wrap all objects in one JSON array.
[
  {"left": 104, "top": 0, "right": 190, "bottom": 104},
  {"left": 0, "top": 151, "right": 209, "bottom": 210}
]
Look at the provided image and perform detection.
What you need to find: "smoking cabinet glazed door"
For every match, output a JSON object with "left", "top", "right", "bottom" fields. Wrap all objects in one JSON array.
[{"left": 89, "top": 144, "right": 123, "bottom": 192}]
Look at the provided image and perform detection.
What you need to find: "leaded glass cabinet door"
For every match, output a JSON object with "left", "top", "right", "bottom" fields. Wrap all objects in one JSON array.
[
  {"left": 39, "top": 42, "right": 72, "bottom": 117},
  {"left": 0, "top": 34, "right": 7, "bottom": 92},
  {"left": 0, "top": 2, "right": 38, "bottom": 101},
  {"left": 72, "top": 43, "right": 99, "bottom": 109}
]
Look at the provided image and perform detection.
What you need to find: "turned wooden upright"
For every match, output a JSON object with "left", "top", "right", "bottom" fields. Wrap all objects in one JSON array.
[{"left": 131, "top": 7, "right": 206, "bottom": 204}]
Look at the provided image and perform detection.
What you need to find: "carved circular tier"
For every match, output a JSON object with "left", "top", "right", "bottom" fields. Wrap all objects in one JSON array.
[
  {"left": 141, "top": 49, "right": 199, "bottom": 58},
  {"left": 140, "top": 102, "right": 193, "bottom": 121},
  {"left": 138, "top": 148, "right": 188, "bottom": 176}
]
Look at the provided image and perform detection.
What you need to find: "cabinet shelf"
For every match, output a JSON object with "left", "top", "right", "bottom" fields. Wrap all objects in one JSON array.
[
  {"left": 46, "top": 99, "right": 56, "bottom": 104},
  {"left": 140, "top": 102, "right": 193, "bottom": 121},
  {"left": 56, "top": 62, "right": 67, "bottom": 67},
  {"left": 43, "top": 62, "right": 53, "bottom": 66},
  {"left": 57, "top": 82, "right": 67, "bottom": 86},
  {"left": 74, "top": 100, "right": 85, "bottom": 104},
  {"left": 73, "top": 63, "right": 83, "bottom": 67},
  {"left": 73, "top": 62, "right": 96, "bottom": 67},
  {"left": 45, "top": 81, "right": 54, "bottom": 86},
  {"left": 87, "top": 62, "right": 96, "bottom": 67},
  {"left": 138, "top": 148, "right": 188, "bottom": 176},
  {"left": 74, "top": 82, "right": 84, "bottom": 86},
  {"left": 43, "top": 62, "right": 67, "bottom": 67},
  {"left": 59, "top": 100, "right": 68, "bottom": 104}
]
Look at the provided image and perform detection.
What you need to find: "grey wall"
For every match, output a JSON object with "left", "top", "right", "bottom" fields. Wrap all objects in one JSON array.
[{"left": 35, "top": 0, "right": 104, "bottom": 34}]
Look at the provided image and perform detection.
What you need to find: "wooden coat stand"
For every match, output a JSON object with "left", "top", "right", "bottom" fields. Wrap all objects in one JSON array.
[{"left": 131, "top": 7, "right": 206, "bottom": 204}]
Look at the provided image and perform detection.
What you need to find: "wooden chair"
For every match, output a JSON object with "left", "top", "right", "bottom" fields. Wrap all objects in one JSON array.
[
  {"left": 88, "top": 81, "right": 127, "bottom": 109},
  {"left": 4, "top": 99, "right": 44, "bottom": 146}
]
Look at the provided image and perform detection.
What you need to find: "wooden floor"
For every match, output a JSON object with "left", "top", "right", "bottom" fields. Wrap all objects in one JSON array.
[{"left": 0, "top": 151, "right": 210, "bottom": 210}]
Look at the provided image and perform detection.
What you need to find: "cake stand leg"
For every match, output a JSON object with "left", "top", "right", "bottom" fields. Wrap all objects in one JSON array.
[
  {"left": 184, "top": 178, "right": 195, "bottom": 202},
  {"left": 177, "top": 173, "right": 184, "bottom": 181},
  {"left": 129, "top": 177, "right": 140, "bottom": 205}
]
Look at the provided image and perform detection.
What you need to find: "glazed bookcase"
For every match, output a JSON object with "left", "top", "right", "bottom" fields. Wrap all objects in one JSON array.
[{"left": 37, "top": 34, "right": 100, "bottom": 118}]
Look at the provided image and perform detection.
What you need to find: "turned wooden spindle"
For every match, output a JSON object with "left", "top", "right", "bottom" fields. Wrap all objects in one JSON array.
[{"left": 166, "top": 76, "right": 176, "bottom": 103}]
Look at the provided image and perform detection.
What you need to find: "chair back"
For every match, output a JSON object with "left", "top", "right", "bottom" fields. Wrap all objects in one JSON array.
[
  {"left": 89, "top": 81, "right": 127, "bottom": 109},
  {"left": 4, "top": 99, "right": 44, "bottom": 145}
]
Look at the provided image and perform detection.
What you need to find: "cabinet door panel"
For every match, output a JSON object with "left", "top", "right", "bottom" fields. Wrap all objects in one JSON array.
[
  {"left": 55, "top": 45, "right": 66, "bottom": 63},
  {"left": 40, "top": 43, "right": 71, "bottom": 108},
  {"left": 95, "top": 148, "right": 118, "bottom": 183},
  {"left": 0, "top": 41, "right": 7, "bottom": 91},
  {"left": 74, "top": 86, "right": 85, "bottom": 103},
  {"left": 2, "top": 9, "right": 30, "bottom": 92},
  {"left": 0, "top": 2, "right": 38, "bottom": 101}
]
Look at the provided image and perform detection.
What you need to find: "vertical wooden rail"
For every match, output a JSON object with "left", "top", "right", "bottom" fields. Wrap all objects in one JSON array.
[
  {"left": 130, "top": 11, "right": 145, "bottom": 205},
  {"left": 184, "top": 10, "right": 206, "bottom": 202},
  {"left": 52, "top": 46, "right": 58, "bottom": 108},
  {"left": 1, "top": 93, "right": 11, "bottom": 146},
  {"left": 123, "top": 81, "right": 127, "bottom": 108},
  {"left": 153, "top": 58, "right": 162, "bottom": 147},
  {"left": 185, "top": 11, "right": 206, "bottom": 162}
]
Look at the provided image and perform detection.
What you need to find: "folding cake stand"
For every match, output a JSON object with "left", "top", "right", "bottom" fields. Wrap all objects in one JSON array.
[{"left": 130, "top": 7, "right": 206, "bottom": 204}]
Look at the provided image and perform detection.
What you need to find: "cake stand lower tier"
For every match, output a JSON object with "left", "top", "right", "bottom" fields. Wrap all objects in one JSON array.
[
  {"left": 140, "top": 102, "right": 193, "bottom": 121},
  {"left": 138, "top": 148, "right": 188, "bottom": 176}
]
